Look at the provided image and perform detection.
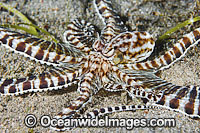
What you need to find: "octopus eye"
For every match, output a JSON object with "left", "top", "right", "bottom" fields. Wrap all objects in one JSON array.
[{"left": 113, "top": 52, "right": 124, "bottom": 65}]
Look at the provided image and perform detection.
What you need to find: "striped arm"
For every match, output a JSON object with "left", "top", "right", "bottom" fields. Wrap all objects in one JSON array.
[
  {"left": 111, "top": 66, "right": 144, "bottom": 88},
  {"left": 63, "top": 19, "right": 97, "bottom": 53},
  {"left": 52, "top": 72, "right": 96, "bottom": 131},
  {"left": 78, "top": 104, "right": 154, "bottom": 118},
  {"left": 106, "top": 68, "right": 162, "bottom": 102},
  {"left": 103, "top": 82, "right": 125, "bottom": 92},
  {"left": 155, "top": 85, "right": 200, "bottom": 119},
  {"left": 125, "top": 71, "right": 200, "bottom": 118},
  {"left": 0, "top": 69, "right": 79, "bottom": 96},
  {"left": 0, "top": 27, "right": 83, "bottom": 67},
  {"left": 56, "top": 72, "right": 95, "bottom": 118},
  {"left": 125, "top": 83, "right": 200, "bottom": 119},
  {"left": 117, "top": 27, "right": 200, "bottom": 72},
  {"left": 53, "top": 104, "right": 158, "bottom": 131},
  {"left": 51, "top": 104, "right": 153, "bottom": 131},
  {"left": 125, "top": 70, "right": 174, "bottom": 93},
  {"left": 103, "top": 81, "right": 162, "bottom": 103},
  {"left": 93, "top": 0, "right": 128, "bottom": 42}
]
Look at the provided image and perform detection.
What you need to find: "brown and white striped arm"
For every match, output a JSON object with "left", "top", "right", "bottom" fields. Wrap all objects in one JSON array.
[
  {"left": 118, "top": 27, "right": 200, "bottom": 72},
  {"left": 63, "top": 19, "right": 97, "bottom": 53},
  {"left": 125, "top": 82, "right": 200, "bottom": 119},
  {"left": 106, "top": 67, "right": 163, "bottom": 102},
  {"left": 78, "top": 104, "right": 155, "bottom": 118},
  {"left": 103, "top": 78, "right": 162, "bottom": 103},
  {"left": 125, "top": 70, "right": 174, "bottom": 93},
  {"left": 103, "top": 82, "right": 125, "bottom": 92},
  {"left": 0, "top": 27, "right": 84, "bottom": 67},
  {"left": 56, "top": 72, "right": 95, "bottom": 118},
  {"left": 155, "top": 85, "right": 200, "bottom": 119},
  {"left": 126, "top": 71, "right": 200, "bottom": 118},
  {"left": 55, "top": 104, "right": 159, "bottom": 131},
  {"left": 0, "top": 68, "right": 79, "bottom": 96},
  {"left": 52, "top": 72, "right": 96, "bottom": 131},
  {"left": 115, "top": 69, "right": 200, "bottom": 118},
  {"left": 111, "top": 66, "right": 145, "bottom": 88},
  {"left": 93, "top": 0, "right": 128, "bottom": 43}
]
